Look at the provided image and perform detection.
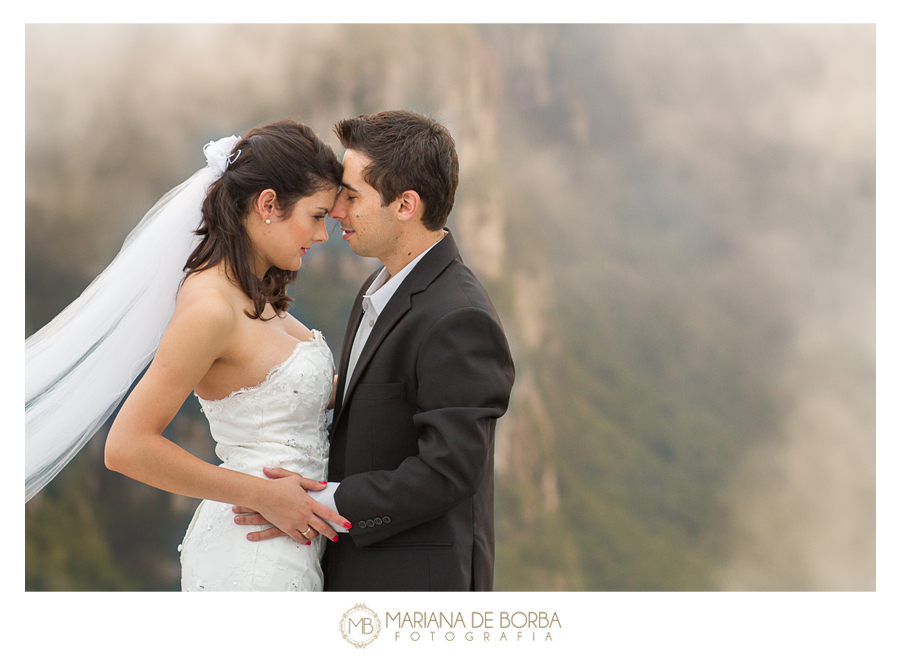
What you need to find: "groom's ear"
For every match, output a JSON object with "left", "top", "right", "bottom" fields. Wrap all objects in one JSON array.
[{"left": 394, "top": 190, "right": 422, "bottom": 223}]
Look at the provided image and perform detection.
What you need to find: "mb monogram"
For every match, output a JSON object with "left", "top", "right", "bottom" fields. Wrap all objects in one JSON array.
[{"left": 339, "top": 604, "right": 382, "bottom": 648}]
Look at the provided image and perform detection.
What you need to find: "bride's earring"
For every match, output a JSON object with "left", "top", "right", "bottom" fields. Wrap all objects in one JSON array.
[{"left": 265, "top": 219, "right": 271, "bottom": 224}]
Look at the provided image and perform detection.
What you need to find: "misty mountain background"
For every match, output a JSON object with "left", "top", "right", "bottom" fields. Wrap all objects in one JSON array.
[{"left": 24, "top": 24, "right": 874, "bottom": 591}]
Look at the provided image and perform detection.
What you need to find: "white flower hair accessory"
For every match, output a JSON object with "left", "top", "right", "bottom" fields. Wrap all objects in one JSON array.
[{"left": 203, "top": 135, "right": 242, "bottom": 176}]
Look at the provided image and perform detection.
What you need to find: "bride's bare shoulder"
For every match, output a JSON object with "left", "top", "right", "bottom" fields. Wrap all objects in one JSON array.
[{"left": 174, "top": 267, "right": 240, "bottom": 328}]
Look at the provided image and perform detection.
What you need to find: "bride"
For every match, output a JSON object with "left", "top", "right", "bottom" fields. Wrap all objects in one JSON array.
[{"left": 26, "top": 119, "right": 351, "bottom": 591}]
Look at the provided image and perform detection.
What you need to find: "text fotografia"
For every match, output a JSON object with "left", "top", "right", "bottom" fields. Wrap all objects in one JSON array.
[{"left": 386, "top": 611, "right": 561, "bottom": 642}]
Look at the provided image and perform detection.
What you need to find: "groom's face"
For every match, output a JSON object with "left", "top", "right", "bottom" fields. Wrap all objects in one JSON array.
[{"left": 330, "top": 149, "right": 397, "bottom": 262}]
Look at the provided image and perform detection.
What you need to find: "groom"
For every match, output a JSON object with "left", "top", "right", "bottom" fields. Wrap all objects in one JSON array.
[{"left": 240, "top": 110, "right": 514, "bottom": 590}]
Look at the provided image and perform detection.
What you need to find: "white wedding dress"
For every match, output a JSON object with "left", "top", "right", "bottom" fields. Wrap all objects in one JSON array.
[{"left": 179, "top": 330, "right": 334, "bottom": 591}]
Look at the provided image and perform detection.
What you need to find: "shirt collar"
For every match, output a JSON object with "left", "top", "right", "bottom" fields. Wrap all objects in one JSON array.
[{"left": 363, "top": 235, "right": 445, "bottom": 316}]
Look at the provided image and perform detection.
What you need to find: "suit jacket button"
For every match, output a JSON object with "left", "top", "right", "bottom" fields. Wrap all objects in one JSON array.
[
  {"left": 374, "top": 517, "right": 382, "bottom": 525},
  {"left": 382, "top": 516, "right": 391, "bottom": 524},
  {"left": 357, "top": 521, "right": 366, "bottom": 529},
  {"left": 366, "top": 519, "right": 375, "bottom": 527}
]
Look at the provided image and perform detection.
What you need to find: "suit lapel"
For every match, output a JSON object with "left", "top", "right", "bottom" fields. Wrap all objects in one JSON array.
[
  {"left": 341, "top": 289, "right": 411, "bottom": 405},
  {"left": 333, "top": 269, "right": 378, "bottom": 416},
  {"left": 333, "top": 232, "right": 461, "bottom": 427}
]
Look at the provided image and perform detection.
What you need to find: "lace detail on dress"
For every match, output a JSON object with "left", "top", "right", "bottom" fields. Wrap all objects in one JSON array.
[
  {"left": 180, "top": 329, "right": 334, "bottom": 591},
  {"left": 197, "top": 330, "right": 328, "bottom": 409}
]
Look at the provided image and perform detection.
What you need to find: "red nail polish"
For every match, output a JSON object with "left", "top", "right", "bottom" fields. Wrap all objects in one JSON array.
[
  {"left": 343, "top": 522, "right": 352, "bottom": 529},
  {"left": 331, "top": 536, "right": 338, "bottom": 542},
  {"left": 319, "top": 481, "right": 327, "bottom": 485},
  {"left": 305, "top": 541, "right": 311, "bottom": 545}
]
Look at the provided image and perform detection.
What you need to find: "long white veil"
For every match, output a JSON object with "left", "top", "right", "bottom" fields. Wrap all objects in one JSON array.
[{"left": 25, "top": 137, "right": 238, "bottom": 502}]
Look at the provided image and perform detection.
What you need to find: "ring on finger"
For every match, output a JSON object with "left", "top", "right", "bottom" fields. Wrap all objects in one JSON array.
[{"left": 300, "top": 526, "right": 313, "bottom": 538}]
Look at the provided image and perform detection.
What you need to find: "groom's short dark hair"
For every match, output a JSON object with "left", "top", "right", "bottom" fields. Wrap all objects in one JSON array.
[{"left": 334, "top": 110, "right": 459, "bottom": 231}]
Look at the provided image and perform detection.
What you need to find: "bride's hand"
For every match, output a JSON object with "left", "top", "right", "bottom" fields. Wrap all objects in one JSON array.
[{"left": 234, "top": 468, "right": 351, "bottom": 543}]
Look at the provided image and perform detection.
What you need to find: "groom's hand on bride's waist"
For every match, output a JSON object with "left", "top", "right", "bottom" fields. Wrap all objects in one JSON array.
[
  {"left": 232, "top": 467, "right": 351, "bottom": 543},
  {"left": 232, "top": 505, "right": 288, "bottom": 541}
]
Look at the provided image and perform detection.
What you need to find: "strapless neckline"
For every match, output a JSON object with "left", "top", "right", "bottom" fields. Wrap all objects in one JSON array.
[{"left": 196, "top": 330, "right": 324, "bottom": 404}]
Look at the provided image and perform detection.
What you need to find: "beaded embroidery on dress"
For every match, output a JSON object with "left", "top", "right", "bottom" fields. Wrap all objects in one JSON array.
[{"left": 179, "top": 330, "right": 334, "bottom": 591}]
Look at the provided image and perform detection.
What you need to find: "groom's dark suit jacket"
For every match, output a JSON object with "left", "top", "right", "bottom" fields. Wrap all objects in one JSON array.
[{"left": 323, "top": 232, "right": 514, "bottom": 591}]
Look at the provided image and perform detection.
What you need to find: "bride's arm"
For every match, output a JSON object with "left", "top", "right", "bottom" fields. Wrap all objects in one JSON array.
[{"left": 104, "top": 286, "right": 349, "bottom": 542}]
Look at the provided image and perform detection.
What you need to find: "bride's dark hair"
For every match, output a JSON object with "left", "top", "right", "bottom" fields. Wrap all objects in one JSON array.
[{"left": 185, "top": 119, "right": 342, "bottom": 320}]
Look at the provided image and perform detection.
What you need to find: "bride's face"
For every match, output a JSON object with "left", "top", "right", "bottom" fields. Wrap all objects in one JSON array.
[{"left": 251, "top": 186, "right": 338, "bottom": 274}]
